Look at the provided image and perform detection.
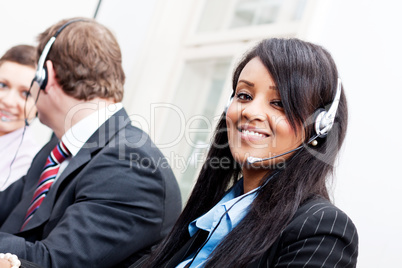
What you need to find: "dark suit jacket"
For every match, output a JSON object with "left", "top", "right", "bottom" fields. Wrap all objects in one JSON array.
[
  {"left": 0, "top": 108, "right": 182, "bottom": 268},
  {"left": 145, "top": 197, "right": 358, "bottom": 268}
]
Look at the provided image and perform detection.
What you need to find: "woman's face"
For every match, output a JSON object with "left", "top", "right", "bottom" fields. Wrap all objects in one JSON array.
[
  {"left": 0, "top": 61, "right": 36, "bottom": 136},
  {"left": 226, "top": 57, "right": 303, "bottom": 179}
]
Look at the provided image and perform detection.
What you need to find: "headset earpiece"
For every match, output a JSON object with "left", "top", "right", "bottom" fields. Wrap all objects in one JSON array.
[
  {"left": 314, "top": 108, "right": 328, "bottom": 138},
  {"left": 40, "top": 65, "right": 48, "bottom": 90},
  {"left": 313, "top": 78, "right": 342, "bottom": 138}
]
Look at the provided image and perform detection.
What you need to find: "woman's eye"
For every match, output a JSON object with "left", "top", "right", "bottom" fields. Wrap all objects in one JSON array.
[
  {"left": 0, "top": 82, "right": 7, "bottom": 89},
  {"left": 22, "top": 90, "right": 31, "bottom": 98},
  {"left": 236, "top": 92, "right": 252, "bottom": 101},
  {"left": 271, "top": 100, "right": 283, "bottom": 108}
]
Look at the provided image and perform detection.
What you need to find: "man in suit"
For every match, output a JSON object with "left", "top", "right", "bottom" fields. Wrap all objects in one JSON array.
[{"left": 0, "top": 18, "right": 182, "bottom": 267}]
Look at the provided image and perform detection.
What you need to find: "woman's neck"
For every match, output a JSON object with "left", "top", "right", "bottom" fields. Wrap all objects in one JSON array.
[{"left": 242, "top": 168, "right": 272, "bottom": 193}]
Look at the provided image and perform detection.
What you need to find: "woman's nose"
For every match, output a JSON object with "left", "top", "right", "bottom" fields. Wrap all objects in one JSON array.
[
  {"left": 0, "top": 88, "right": 19, "bottom": 107},
  {"left": 241, "top": 100, "right": 268, "bottom": 122}
]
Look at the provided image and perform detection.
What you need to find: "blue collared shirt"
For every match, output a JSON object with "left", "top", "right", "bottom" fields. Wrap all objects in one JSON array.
[{"left": 177, "top": 180, "right": 259, "bottom": 268}]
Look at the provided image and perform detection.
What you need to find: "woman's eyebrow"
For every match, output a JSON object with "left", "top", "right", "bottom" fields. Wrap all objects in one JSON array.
[
  {"left": 237, "top": 79, "right": 254, "bottom": 87},
  {"left": 237, "top": 79, "right": 278, "bottom": 91}
]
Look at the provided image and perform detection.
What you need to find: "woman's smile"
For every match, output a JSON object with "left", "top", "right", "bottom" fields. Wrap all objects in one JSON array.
[{"left": 238, "top": 125, "right": 270, "bottom": 141}]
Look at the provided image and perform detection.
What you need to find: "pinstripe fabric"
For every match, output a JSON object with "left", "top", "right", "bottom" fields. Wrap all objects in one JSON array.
[
  {"left": 268, "top": 198, "right": 358, "bottom": 268},
  {"left": 20, "top": 141, "right": 71, "bottom": 231}
]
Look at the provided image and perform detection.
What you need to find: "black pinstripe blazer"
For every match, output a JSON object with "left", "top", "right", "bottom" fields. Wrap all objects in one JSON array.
[
  {"left": 137, "top": 196, "right": 358, "bottom": 268},
  {"left": 247, "top": 197, "right": 358, "bottom": 267}
]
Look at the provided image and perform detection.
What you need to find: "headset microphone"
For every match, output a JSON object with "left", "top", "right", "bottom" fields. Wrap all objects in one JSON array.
[
  {"left": 247, "top": 136, "right": 318, "bottom": 164},
  {"left": 246, "top": 78, "right": 342, "bottom": 164},
  {"left": 247, "top": 148, "right": 301, "bottom": 164}
]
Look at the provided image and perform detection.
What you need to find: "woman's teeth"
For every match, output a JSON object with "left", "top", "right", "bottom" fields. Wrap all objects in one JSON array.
[{"left": 242, "top": 130, "right": 266, "bottom": 137}]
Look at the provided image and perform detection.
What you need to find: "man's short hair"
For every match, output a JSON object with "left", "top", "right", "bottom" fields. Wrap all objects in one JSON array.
[{"left": 36, "top": 17, "right": 125, "bottom": 102}]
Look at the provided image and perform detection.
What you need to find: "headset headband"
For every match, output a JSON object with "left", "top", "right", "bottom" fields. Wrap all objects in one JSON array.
[{"left": 33, "top": 19, "right": 87, "bottom": 90}]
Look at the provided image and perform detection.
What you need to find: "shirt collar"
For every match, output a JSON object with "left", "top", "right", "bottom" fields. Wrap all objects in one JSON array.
[
  {"left": 189, "top": 180, "right": 260, "bottom": 236},
  {"left": 61, "top": 103, "right": 123, "bottom": 156},
  {"left": 218, "top": 183, "right": 259, "bottom": 228}
]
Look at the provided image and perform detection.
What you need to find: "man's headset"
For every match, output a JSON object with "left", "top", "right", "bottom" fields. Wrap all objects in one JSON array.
[
  {"left": 32, "top": 19, "right": 87, "bottom": 91},
  {"left": 224, "top": 78, "right": 343, "bottom": 164},
  {"left": 2, "top": 19, "right": 87, "bottom": 189}
]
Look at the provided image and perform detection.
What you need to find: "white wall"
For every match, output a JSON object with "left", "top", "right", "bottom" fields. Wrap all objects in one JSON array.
[
  {"left": 95, "top": 0, "right": 159, "bottom": 79},
  {"left": 0, "top": 0, "right": 99, "bottom": 54},
  {"left": 305, "top": 0, "right": 402, "bottom": 267}
]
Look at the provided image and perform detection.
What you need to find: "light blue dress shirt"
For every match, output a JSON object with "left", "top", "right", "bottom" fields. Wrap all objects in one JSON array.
[{"left": 177, "top": 180, "right": 259, "bottom": 268}]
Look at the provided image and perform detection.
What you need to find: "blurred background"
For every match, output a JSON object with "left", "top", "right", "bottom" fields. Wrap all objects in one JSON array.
[{"left": 0, "top": 0, "right": 400, "bottom": 266}]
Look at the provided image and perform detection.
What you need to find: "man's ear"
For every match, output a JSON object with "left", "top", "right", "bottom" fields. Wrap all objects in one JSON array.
[{"left": 44, "top": 60, "right": 57, "bottom": 92}]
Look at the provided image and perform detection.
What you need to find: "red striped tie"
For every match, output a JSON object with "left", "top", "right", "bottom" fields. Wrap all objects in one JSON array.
[{"left": 21, "top": 141, "right": 71, "bottom": 231}]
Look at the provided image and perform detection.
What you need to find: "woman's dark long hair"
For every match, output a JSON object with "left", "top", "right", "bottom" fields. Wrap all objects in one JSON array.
[{"left": 145, "top": 38, "right": 348, "bottom": 267}]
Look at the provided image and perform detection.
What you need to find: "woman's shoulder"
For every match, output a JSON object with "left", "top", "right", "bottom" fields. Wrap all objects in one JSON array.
[
  {"left": 264, "top": 197, "right": 359, "bottom": 267},
  {"left": 294, "top": 196, "right": 347, "bottom": 219},
  {"left": 280, "top": 197, "right": 358, "bottom": 255},
  {"left": 285, "top": 196, "right": 357, "bottom": 237}
]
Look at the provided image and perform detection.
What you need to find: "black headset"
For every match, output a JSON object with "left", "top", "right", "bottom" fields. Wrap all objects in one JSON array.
[{"left": 32, "top": 19, "right": 87, "bottom": 90}]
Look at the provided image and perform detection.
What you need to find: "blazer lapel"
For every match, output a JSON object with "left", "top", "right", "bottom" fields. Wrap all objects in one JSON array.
[
  {"left": 20, "top": 108, "right": 131, "bottom": 232},
  {"left": 20, "top": 151, "right": 93, "bottom": 231}
]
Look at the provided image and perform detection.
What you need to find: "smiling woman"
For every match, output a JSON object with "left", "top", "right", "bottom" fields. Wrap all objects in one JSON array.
[
  {"left": 0, "top": 45, "right": 40, "bottom": 190},
  {"left": 226, "top": 57, "right": 305, "bottom": 192},
  {"left": 139, "top": 38, "right": 358, "bottom": 268}
]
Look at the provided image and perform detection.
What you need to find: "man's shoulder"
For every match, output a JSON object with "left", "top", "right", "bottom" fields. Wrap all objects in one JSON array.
[{"left": 87, "top": 108, "right": 157, "bottom": 156}]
